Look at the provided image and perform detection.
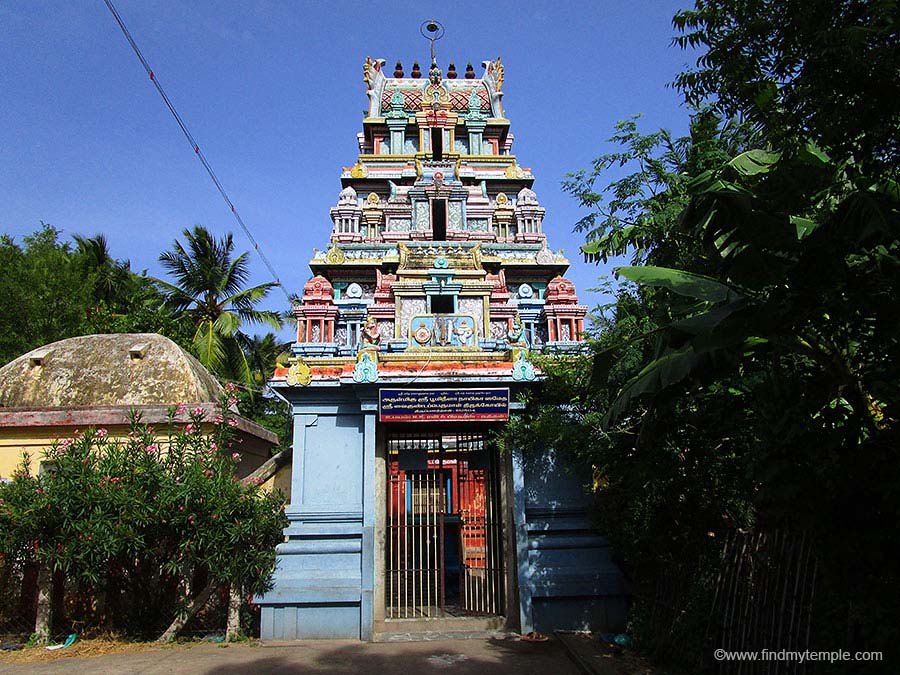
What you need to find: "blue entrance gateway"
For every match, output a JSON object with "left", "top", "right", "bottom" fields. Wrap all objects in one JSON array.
[{"left": 255, "top": 52, "right": 628, "bottom": 640}]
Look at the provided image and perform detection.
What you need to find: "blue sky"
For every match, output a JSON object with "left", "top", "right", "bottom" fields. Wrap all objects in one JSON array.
[{"left": 0, "top": 0, "right": 697, "bottom": 340}]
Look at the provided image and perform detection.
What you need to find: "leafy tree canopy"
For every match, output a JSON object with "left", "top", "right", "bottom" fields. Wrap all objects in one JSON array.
[
  {"left": 512, "top": 0, "right": 900, "bottom": 663},
  {"left": 673, "top": 0, "right": 900, "bottom": 171},
  {"left": 0, "top": 224, "right": 189, "bottom": 365}
]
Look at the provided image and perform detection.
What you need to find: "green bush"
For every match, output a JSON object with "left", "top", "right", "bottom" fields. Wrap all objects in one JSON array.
[{"left": 0, "top": 386, "right": 287, "bottom": 637}]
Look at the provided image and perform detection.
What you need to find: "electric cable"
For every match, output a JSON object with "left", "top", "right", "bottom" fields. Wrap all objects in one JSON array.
[{"left": 101, "top": 0, "right": 292, "bottom": 304}]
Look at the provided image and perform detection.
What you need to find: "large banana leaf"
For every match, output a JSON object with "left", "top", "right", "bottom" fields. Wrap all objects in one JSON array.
[
  {"left": 727, "top": 149, "right": 781, "bottom": 176},
  {"left": 603, "top": 333, "right": 766, "bottom": 427},
  {"left": 615, "top": 266, "right": 742, "bottom": 303}
]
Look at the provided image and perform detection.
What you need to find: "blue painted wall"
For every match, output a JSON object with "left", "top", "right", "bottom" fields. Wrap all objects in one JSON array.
[
  {"left": 513, "top": 447, "right": 630, "bottom": 634},
  {"left": 257, "top": 389, "right": 377, "bottom": 640}
]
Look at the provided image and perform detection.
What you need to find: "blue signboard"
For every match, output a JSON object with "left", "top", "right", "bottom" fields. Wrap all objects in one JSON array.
[{"left": 379, "top": 388, "right": 509, "bottom": 422}]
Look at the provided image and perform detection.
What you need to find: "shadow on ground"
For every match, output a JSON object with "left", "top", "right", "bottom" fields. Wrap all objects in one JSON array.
[{"left": 199, "top": 637, "right": 578, "bottom": 675}]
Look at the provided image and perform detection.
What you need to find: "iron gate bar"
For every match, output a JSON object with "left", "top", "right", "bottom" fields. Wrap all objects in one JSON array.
[{"left": 386, "top": 429, "right": 504, "bottom": 620}]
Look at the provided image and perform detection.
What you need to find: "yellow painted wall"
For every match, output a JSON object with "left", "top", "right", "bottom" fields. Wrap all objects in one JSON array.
[{"left": 0, "top": 424, "right": 268, "bottom": 480}]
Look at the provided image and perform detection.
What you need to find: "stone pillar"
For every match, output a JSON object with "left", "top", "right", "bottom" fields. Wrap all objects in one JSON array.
[
  {"left": 466, "top": 119, "right": 486, "bottom": 155},
  {"left": 257, "top": 389, "right": 371, "bottom": 640},
  {"left": 386, "top": 118, "right": 407, "bottom": 154},
  {"left": 359, "top": 397, "right": 377, "bottom": 639}
]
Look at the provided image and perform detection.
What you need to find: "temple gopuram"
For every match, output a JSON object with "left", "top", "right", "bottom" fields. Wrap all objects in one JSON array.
[{"left": 255, "top": 45, "right": 628, "bottom": 640}]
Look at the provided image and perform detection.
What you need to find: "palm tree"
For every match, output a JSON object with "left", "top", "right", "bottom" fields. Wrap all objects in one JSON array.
[
  {"left": 241, "top": 332, "right": 292, "bottom": 390},
  {"left": 74, "top": 233, "right": 132, "bottom": 308},
  {"left": 157, "top": 226, "right": 283, "bottom": 383}
]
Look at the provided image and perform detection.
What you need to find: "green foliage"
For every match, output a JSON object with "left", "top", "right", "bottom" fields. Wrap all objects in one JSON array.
[
  {"left": 0, "top": 225, "right": 91, "bottom": 364},
  {"left": 232, "top": 333, "right": 292, "bottom": 444},
  {"left": 518, "top": 4, "right": 900, "bottom": 659},
  {"left": 673, "top": 0, "right": 900, "bottom": 172},
  {"left": 0, "top": 224, "right": 191, "bottom": 365},
  {"left": 563, "top": 112, "right": 750, "bottom": 266},
  {"left": 0, "top": 386, "right": 287, "bottom": 636},
  {"left": 157, "top": 226, "right": 283, "bottom": 384}
]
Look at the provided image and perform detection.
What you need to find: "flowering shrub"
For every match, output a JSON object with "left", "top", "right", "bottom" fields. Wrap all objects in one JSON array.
[{"left": 0, "top": 391, "right": 287, "bottom": 637}]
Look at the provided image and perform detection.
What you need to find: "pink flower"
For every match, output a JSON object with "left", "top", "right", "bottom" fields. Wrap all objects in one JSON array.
[
  {"left": 96, "top": 428, "right": 108, "bottom": 438},
  {"left": 227, "top": 396, "right": 238, "bottom": 406},
  {"left": 209, "top": 443, "right": 218, "bottom": 452},
  {"left": 60, "top": 438, "right": 73, "bottom": 447},
  {"left": 145, "top": 444, "right": 159, "bottom": 454},
  {"left": 227, "top": 418, "right": 239, "bottom": 427},
  {"left": 192, "top": 406, "right": 205, "bottom": 417},
  {"left": 212, "top": 415, "right": 224, "bottom": 424},
  {"left": 185, "top": 423, "right": 198, "bottom": 434},
  {"left": 225, "top": 382, "right": 238, "bottom": 393},
  {"left": 231, "top": 452, "right": 241, "bottom": 462},
  {"left": 176, "top": 403, "right": 187, "bottom": 416}
]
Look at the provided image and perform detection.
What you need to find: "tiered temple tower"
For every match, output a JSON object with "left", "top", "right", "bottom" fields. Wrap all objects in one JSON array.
[
  {"left": 257, "top": 55, "right": 625, "bottom": 642},
  {"left": 290, "top": 55, "right": 586, "bottom": 370}
]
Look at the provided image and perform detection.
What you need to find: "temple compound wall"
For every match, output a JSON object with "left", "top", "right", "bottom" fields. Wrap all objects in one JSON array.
[{"left": 255, "top": 55, "right": 629, "bottom": 639}]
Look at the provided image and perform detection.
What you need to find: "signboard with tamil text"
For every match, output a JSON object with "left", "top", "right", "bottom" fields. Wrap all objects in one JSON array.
[{"left": 379, "top": 388, "right": 509, "bottom": 422}]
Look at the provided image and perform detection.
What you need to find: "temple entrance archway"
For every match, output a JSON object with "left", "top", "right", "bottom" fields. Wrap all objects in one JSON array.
[{"left": 385, "top": 427, "right": 504, "bottom": 620}]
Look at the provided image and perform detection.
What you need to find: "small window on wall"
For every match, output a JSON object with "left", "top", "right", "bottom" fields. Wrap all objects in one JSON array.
[
  {"left": 431, "top": 295, "right": 454, "bottom": 314},
  {"left": 431, "top": 199, "right": 447, "bottom": 240},
  {"left": 431, "top": 128, "right": 443, "bottom": 161}
]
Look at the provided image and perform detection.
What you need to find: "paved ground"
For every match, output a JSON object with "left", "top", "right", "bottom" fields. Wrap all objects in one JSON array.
[{"left": 3, "top": 636, "right": 584, "bottom": 674}]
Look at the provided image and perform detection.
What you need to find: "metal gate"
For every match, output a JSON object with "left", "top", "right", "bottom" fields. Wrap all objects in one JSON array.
[{"left": 386, "top": 430, "right": 504, "bottom": 619}]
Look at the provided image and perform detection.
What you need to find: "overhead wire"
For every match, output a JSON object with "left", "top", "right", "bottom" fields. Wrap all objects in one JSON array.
[{"left": 101, "top": 0, "right": 292, "bottom": 304}]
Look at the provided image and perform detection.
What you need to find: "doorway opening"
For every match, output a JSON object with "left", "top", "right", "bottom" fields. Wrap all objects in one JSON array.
[
  {"left": 431, "top": 199, "right": 447, "bottom": 240},
  {"left": 386, "top": 429, "right": 504, "bottom": 619},
  {"left": 431, "top": 128, "right": 443, "bottom": 161}
]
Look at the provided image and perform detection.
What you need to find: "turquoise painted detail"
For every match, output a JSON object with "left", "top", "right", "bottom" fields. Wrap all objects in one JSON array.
[
  {"left": 434, "top": 256, "right": 449, "bottom": 269},
  {"left": 385, "top": 91, "right": 406, "bottom": 119},
  {"left": 466, "top": 90, "right": 486, "bottom": 121},
  {"left": 512, "top": 350, "right": 536, "bottom": 381},
  {"left": 353, "top": 352, "right": 378, "bottom": 383}
]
